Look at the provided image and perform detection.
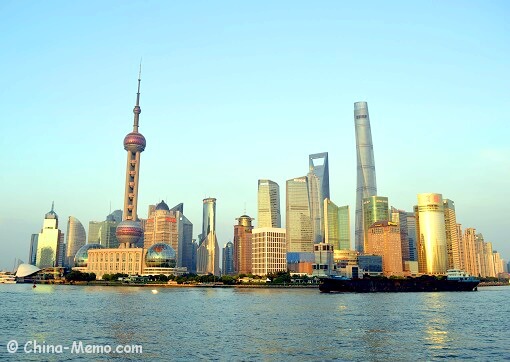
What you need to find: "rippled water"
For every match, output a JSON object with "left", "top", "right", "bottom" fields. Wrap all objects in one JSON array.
[{"left": 0, "top": 284, "right": 509, "bottom": 361}]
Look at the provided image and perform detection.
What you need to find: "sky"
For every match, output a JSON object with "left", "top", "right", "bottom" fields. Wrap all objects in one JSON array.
[{"left": 0, "top": 1, "right": 509, "bottom": 271}]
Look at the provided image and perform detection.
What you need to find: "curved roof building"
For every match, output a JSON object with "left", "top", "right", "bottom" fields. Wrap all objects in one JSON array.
[
  {"left": 74, "top": 244, "right": 104, "bottom": 268},
  {"left": 145, "top": 243, "right": 176, "bottom": 268},
  {"left": 16, "top": 264, "right": 41, "bottom": 278},
  {"left": 66, "top": 216, "right": 86, "bottom": 267}
]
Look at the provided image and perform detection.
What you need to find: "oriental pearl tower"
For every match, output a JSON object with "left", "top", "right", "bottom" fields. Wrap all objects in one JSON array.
[{"left": 116, "top": 66, "right": 146, "bottom": 248}]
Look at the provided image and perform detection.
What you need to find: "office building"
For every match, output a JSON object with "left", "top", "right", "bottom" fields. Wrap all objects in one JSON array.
[
  {"left": 197, "top": 198, "right": 220, "bottom": 276},
  {"left": 406, "top": 212, "right": 417, "bottom": 261},
  {"left": 36, "top": 203, "right": 64, "bottom": 268},
  {"left": 308, "top": 152, "right": 330, "bottom": 243},
  {"left": 222, "top": 242, "right": 235, "bottom": 275},
  {"left": 258, "top": 179, "right": 281, "bottom": 228},
  {"left": 362, "top": 196, "right": 389, "bottom": 251},
  {"left": 354, "top": 101, "right": 377, "bottom": 253},
  {"left": 324, "top": 199, "right": 351, "bottom": 251},
  {"left": 365, "top": 221, "right": 403, "bottom": 276},
  {"left": 443, "top": 199, "right": 461, "bottom": 270},
  {"left": 252, "top": 228, "right": 286, "bottom": 276},
  {"left": 29, "top": 234, "right": 38, "bottom": 266},
  {"left": 286, "top": 176, "right": 313, "bottom": 252},
  {"left": 65, "top": 216, "right": 86, "bottom": 267},
  {"left": 415, "top": 193, "right": 448, "bottom": 274},
  {"left": 233, "top": 214, "right": 254, "bottom": 275}
]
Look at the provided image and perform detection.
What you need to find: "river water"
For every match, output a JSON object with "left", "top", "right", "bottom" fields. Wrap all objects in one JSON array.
[{"left": 0, "top": 284, "right": 508, "bottom": 361}]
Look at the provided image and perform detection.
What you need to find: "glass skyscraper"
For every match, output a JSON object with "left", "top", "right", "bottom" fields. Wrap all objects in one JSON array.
[
  {"left": 416, "top": 193, "right": 448, "bottom": 274},
  {"left": 362, "top": 196, "right": 389, "bottom": 252},
  {"left": 324, "top": 199, "right": 351, "bottom": 251},
  {"left": 222, "top": 241, "right": 235, "bottom": 275},
  {"left": 308, "top": 152, "right": 330, "bottom": 243},
  {"left": 197, "top": 198, "right": 220, "bottom": 276},
  {"left": 65, "top": 216, "right": 86, "bottom": 267},
  {"left": 257, "top": 179, "right": 281, "bottom": 228},
  {"left": 286, "top": 177, "right": 313, "bottom": 252},
  {"left": 354, "top": 102, "right": 377, "bottom": 253}
]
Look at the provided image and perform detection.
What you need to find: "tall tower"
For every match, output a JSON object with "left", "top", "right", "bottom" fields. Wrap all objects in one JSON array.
[
  {"left": 116, "top": 67, "right": 146, "bottom": 248},
  {"left": 354, "top": 101, "right": 377, "bottom": 253},
  {"left": 362, "top": 196, "right": 389, "bottom": 251},
  {"left": 286, "top": 176, "right": 313, "bottom": 252},
  {"left": 36, "top": 203, "right": 64, "bottom": 268},
  {"left": 443, "top": 199, "right": 461, "bottom": 270},
  {"left": 257, "top": 179, "right": 281, "bottom": 228},
  {"left": 308, "top": 152, "right": 330, "bottom": 243},
  {"left": 197, "top": 198, "right": 220, "bottom": 275},
  {"left": 234, "top": 214, "right": 254, "bottom": 274},
  {"left": 65, "top": 216, "right": 86, "bottom": 267}
]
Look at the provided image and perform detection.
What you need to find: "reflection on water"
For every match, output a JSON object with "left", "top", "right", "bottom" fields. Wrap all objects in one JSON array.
[{"left": 0, "top": 285, "right": 508, "bottom": 360}]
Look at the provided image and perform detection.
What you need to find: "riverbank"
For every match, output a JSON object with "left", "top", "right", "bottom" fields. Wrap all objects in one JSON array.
[{"left": 24, "top": 280, "right": 320, "bottom": 288}]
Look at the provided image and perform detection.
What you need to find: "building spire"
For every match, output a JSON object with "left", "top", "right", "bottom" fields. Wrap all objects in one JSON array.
[
  {"left": 133, "top": 61, "right": 142, "bottom": 132},
  {"left": 51, "top": 201, "right": 54, "bottom": 212}
]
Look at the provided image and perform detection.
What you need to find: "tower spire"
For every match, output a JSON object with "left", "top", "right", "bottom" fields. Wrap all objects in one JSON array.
[
  {"left": 133, "top": 61, "right": 142, "bottom": 132},
  {"left": 51, "top": 201, "right": 54, "bottom": 212}
]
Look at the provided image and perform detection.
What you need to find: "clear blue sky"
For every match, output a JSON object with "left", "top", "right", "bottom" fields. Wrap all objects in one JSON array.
[{"left": 1, "top": 1, "right": 509, "bottom": 271}]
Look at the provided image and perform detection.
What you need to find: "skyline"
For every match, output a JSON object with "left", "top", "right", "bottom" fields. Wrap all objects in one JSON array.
[{"left": 1, "top": 1, "right": 509, "bottom": 270}]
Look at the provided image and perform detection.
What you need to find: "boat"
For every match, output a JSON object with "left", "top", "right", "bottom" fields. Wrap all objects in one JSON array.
[
  {"left": 0, "top": 272, "right": 17, "bottom": 284},
  {"left": 319, "top": 269, "right": 479, "bottom": 293}
]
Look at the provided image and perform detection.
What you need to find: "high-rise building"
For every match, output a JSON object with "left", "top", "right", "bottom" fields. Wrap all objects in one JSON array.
[
  {"left": 197, "top": 198, "right": 220, "bottom": 276},
  {"left": 115, "top": 67, "right": 146, "bottom": 248},
  {"left": 222, "top": 242, "right": 235, "bottom": 275},
  {"left": 286, "top": 176, "right": 313, "bottom": 252},
  {"left": 144, "top": 200, "right": 194, "bottom": 270},
  {"left": 233, "top": 215, "right": 254, "bottom": 275},
  {"left": 462, "top": 228, "right": 478, "bottom": 276},
  {"left": 308, "top": 152, "right": 330, "bottom": 243},
  {"left": 324, "top": 199, "right": 351, "bottom": 251},
  {"left": 443, "top": 199, "right": 461, "bottom": 270},
  {"left": 365, "top": 221, "right": 403, "bottom": 276},
  {"left": 354, "top": 101, "right": 377, "bottom": 253},
  {"left": 406, "top": 213, "right": 417, "bottom": 261},
  {"left": 415, "top": 193, "right": 448, "bottom": 274},
  {"left": 36, "top": 203, "right": 64, "bottom": 268},
  {"left": 390, "top": 207, "right": 410, "bottom": 264},
  {"left": 29, "top": 234, "right": 38, "bottom": 266},
  {"left": 252, "top": 228, "right": 286, "bottom": 276},
  {"left": 362, "top": 196, "right": 389, "bottom": 251},
  {"left": 65, "top": 216, "right": 86, "bottom": 267},
  {"left": 257, "top": 179, "right": 281, "bottom": 228}
]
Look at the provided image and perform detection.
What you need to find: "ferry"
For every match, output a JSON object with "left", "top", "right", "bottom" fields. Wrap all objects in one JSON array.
[
  {"left": 319, "top": 269, "right": 479, "bottom": 293},
  {"left": 0, "top": 272, "right": 17, "bottom": 284}
]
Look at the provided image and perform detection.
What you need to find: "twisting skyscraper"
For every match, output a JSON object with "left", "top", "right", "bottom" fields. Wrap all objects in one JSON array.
[
  {"left": 354, "top": 102, "right": 377, "bottom": 253},
  {"left": 308, "top": 152, "right": 330, "bottom": 243},
  {"left": 116, "top": 66, "right": 146, "bottom": 248}
]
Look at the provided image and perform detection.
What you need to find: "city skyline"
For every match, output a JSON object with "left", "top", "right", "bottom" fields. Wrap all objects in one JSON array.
[{"left": 1, "top": 1, "right": 509, "bottom": 270}]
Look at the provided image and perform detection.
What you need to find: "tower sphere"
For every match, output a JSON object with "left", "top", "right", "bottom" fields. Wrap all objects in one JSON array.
[
  {"left": 116, "top": 220, "right": 143, "bottom": 245},
  {"left": 124, "top": 132, "right": 146, "bottom": 152}
]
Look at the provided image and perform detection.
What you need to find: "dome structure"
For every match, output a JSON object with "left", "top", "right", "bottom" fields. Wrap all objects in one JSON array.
[
  {"left": 74, "top": 244, "right": 104, "bottom": 268},
  {"left": 145, "top": 243, "right": 176, "bottom": 268},
  {"left": 123, "top": 132, "right": 146, "bottom": 152},
  {"left": 155, "top": 200, "right": 170, "bottom": 211},
  {"left": 116, "top": 220, "right": 143, "bottom": 246}
]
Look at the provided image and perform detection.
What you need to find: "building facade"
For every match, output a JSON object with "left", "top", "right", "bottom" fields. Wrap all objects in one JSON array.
[
  {"left": 197, "top": 198, "right": 220, "bottom": 276},
  {"left": 65, "top": 216, "right": 86, "bottom": 268},
  {"left": 443, "top": 199, "right": 461, "bottom": 270},
  {"left": 365, "top": 221, "right": 403, "bottom": 276},
  {"left": 362, "top": 196, "right": 389, "bottom": 251},
  {"left": 252, "top": 228, "right": 286, "bottom": 276},
  {"left": 415, "top": 193, "right": 448, "bottom": 274},
  {"left": 36, "top": 204, "right": 64, "bottom": 268},
  {"left": 324, "top": 199, "right": 351, "bottom": 251},
  {"left": 29, "top": 234, "right": 38, "bottom": 266},
  {"left": 222, "top": 242, "right": 235, "bottom": 275},
  {"left": 307, "top": 152, "right": 330, "bottom": 244},
  {"left": 257, "top": 179, "right": 281, "bottom": 228},
  {"left": 286, "top": 176, "right": 313, "bottom": 252},
  {"left": 233, "top": 215, "right": 254, "bottom": 275},
  {"left": 354, "top": 101, "right": 377, "bottom": 253}
]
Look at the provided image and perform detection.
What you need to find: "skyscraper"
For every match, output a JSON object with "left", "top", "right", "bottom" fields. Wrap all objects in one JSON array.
[
  {"left": 116, "top": 66, "right": 146, "bottom": 248},
  {"left": 443, "top": 199, "right": 461, "bottom": 270},
  {"left": 365, "top": 221, "right": 403, "bottom": 276},
  {"left": 391, "top": 207, "right": 410, "bottom": 263},
  {"left": 233, "top": 214, "right": 254, "bottom": 274},
  {"left": 65, "top": 216, "right": 86, "bottom": 267},
  {"left": 197, "top": 198, "right": 220, "bottom": 276},
  {"left": 222, "top": 242, "right": 235, "bottom": 275},
  {"left": 324, "top": 199, "right": 351, "bottom": 251},
  {"left": 416, "top": 193, "right": 448, "bottom": 274},
  {"left": 36, "top": 203, "right": 64, "bottom": 268},
  {"left": 362, "top": 196, "right": 389, "bottom": 251},
  {"left": 308, "top": 152, "right": 330, "bottom": 243},
  {"left": 257, "top": 179, "right": 281, "bottom": 228},
  {"left": 252, "top": 228, "right": 287, "bottom": 276},
  {"left": 29, "top": 234, "right": 38, "bottom": 266},
  {"left": 354, "top": 101, "right": 377, "bottom": 253},
  {"left": 286, "top": 176, "right": 313, "bottom": 252}
]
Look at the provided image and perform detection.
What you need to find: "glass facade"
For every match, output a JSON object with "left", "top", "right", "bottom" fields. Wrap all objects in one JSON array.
[
  {"left": 323, "top": 199, "right": 350, "bottom": 251},
  {"left": 257, "top": 179, "right": 281, "bottom": 228},
  {"left": 74, "top": 243, "right": 104, "bottom": 268},
  {"left": 197, "top": 198, "right": 220, "bottom": 276},
  {"left": 286, "top": 177, "right": 313, "bottom": 252},
  {"left": 222, "top": 241, "right": 235, "bottom": 275},
  {"left": 338, "top": 205, "right": 351, "bottom": 250},
  {"left": 145, "top": 243, "right": 177, "bottom": 268},
  {"left": 308, "top": 153, "right": 330, "bottom": 244},
  {"left": 416, "top": 193, "right": 448, "bottom": 274},
  {"left": 65, "top": 216, "right": 86, "bottom": 268},
  {"left": 36, "top": 206, "right": 63, "bottom": 269},
  {"left": 443, "top": 199, "right": 461, "bottom": 270},
  {"left": 362, "top": 196, "right": 389, "bottom": 251},
  {"left": 354, "top": 102, "right": 377, "bottom": 253}
]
